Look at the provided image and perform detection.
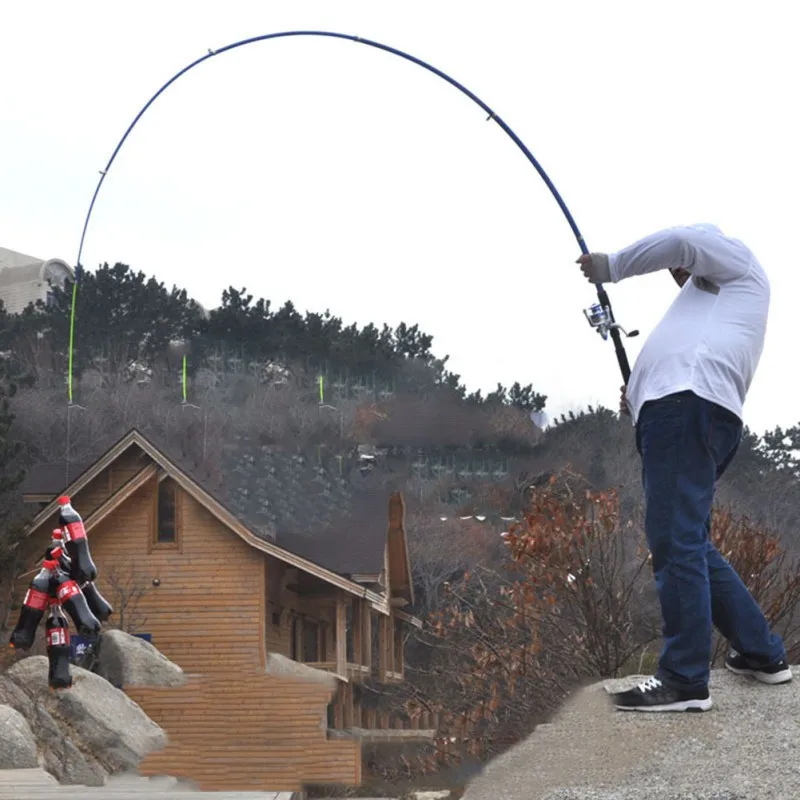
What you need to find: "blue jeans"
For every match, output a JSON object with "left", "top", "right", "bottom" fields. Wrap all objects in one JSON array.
[{"left": 636, "top": 390, "right": 786, "bottom": 691}]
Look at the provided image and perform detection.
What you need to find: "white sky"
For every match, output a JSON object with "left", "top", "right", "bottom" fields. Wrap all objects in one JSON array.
[{"left": 2, "top": 1, "right": 797, "bottom": 436}]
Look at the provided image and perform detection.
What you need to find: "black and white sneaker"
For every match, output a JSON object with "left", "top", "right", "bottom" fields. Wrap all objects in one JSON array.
[
  {"left": 725, "top": 650, "right": 793, "bottom": 685},
  {"left": 610, "top": 676, "right": 712, "bottom": 712}
]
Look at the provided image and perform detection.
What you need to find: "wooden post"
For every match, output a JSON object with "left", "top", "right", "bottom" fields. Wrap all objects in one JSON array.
[
  {"left": 351, "top": 598, "right": 362, "bottom": 667},
  {"left": 394, "top": 617, "right": 404, "bottom": 678},
  {"left": 342, "top": 683, "right": 355, "bottom": 728},
  {"left": 380, "top": 614, "right": 394, "bottom": 678},
  {"left": 362, "top": 606, "right": 372, "bottom": 672},
  {"left": 378, "top": 615, "right": 388, "bottom": 678},
  {"left": 335, "top": 592, "right": 347, "bottom": 679}
]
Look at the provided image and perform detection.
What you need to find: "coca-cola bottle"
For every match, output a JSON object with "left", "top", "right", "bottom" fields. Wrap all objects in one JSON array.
[
  {"left": 44, "top": 530, "right": 71, "bottom": 571},
  {"left": 8, "top": 561, "right": 57, "bottom": 650},
  {"left": 49, "top": 540, "right": 112, "bottom": 623},
  {"left": 81, "top": 581, "right": 113, "bottom": 623},
  {"left": 49, "top": 560, "right": 101, "bottom": 636},
  {"left": 46, "top": 600, "right": 72, "bottom": 690},
  {"left": 57, "top": 496, "right": 97, "bottom": 583}
]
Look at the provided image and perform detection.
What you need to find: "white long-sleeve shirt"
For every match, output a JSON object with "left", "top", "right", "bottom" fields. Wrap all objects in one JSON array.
[{"left": 608, "top": 224, "right": 770, "bottom": 425}]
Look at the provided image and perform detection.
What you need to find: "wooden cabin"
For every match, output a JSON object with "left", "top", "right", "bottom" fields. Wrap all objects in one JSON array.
[{"left": 16, "top": 428, "right": 424, "bottom": 793}]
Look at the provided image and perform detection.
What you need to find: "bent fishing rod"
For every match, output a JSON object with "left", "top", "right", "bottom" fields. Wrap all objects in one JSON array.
[{"left": 71, "top": 30, "right": 638, "bottom": 390}]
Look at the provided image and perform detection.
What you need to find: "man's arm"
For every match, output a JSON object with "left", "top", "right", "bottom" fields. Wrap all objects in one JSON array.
[{"left": 608, "top": 225, "right": 751, "bottom": 285}]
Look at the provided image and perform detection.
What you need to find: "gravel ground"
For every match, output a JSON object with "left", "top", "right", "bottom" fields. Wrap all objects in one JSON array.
[{"left": 461, "top": 668, "right": 800, "bottom": 800}]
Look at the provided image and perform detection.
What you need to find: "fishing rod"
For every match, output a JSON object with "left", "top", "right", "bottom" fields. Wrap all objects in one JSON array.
[{"left": 71, "top": 30, "right": 637, "bottom": 386}]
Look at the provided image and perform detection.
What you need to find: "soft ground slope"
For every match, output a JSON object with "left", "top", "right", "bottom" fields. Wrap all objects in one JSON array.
[{"left": 462, "top": 668, "right": 800, "bottom": 800}]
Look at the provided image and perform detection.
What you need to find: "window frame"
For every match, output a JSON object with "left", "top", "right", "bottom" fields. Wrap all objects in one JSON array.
[{"left": 150, "top": 474, "right": 181, "bottom": 551}]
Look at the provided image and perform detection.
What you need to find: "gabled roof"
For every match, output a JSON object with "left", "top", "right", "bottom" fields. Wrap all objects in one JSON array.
[
  {"left": 21, "top": 461, "right": 94, "bottom": 496},
  {"left": 24, "top": 428, "right": 394, "bottom": 613},
  {"left": 217, "top": 438, "right": 402, "bottom": 579}
]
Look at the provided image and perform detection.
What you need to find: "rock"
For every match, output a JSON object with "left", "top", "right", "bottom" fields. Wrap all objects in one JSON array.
[
  {"left": 34, "top": 703, "right": 106, "bottom": 786},
  {"left": 0, "top": 705, "right": 37, "bottom": 769},
  {"left": 3, "top": 655, "right": 167, "bottom": 785},
  {"left": 93, "top": 629, "right": 186, "bottom": 688},
  {"left": 462, "top": 668, "right": 800, "bottom": 800},
  {"left": 0, "top": 674, "right": 33, "bottom": 720},
  {"left": 265, "top": 652, "right": 338, "bottom": 690}
]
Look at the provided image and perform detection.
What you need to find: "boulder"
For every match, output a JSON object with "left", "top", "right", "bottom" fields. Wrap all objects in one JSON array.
[
  {"left": 265, "top": 652, "right": 338, "bottom": 690},
  {"left": 0, "top": 705, "right": 38, "bottom": 769},
  {"left": 3, "top": 655, "right": 167, "bottom": 785},
  {"left": 34, "top": 703, "right": 106, "bottom": 786},
  {"left": 0, "top": 673, "right": 33, "bottom": 720},
  {"left": 93, "top": 629, "right": 186, "bottom": 688}
]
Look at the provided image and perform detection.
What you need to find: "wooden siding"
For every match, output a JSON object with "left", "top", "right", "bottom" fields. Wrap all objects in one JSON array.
[
  {"left": 85, "top": 474, "right": 267, "bottom": 674},
  {"left": 127, "top": 673, "right": 361, "bottom": 792}
]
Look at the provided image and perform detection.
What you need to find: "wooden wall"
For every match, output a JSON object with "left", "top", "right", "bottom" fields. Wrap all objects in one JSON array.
[
  {"left": 127, "top": 673, "right": 361, "bottom": 792},
  {"left": 86, "top": 474, "right": 267, "bottom": 674}
]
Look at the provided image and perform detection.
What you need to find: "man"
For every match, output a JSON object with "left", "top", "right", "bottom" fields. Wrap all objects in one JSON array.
[{"left": 577, "top": 223, "right": 791, "bottom": 713}]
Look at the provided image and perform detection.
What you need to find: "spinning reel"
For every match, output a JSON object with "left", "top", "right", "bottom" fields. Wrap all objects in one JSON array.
[{"left": 583, "top": 303, "right": 639, "bottom": 342}]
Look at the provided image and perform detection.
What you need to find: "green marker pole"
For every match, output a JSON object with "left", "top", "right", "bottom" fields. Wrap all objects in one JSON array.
[
  {"left": 182, "top": 355, "right": 188, "bottom": 403},
  {"left": 319, "top": 375, "right": 324, "bottom": 404}
]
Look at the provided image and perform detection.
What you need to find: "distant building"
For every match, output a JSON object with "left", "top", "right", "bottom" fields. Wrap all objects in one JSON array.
[{"left": 0, "top": 246, "right": 73, "bottom": 314}]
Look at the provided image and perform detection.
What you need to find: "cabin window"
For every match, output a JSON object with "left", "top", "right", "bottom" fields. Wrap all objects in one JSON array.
[
  {"left": 156, "top": 478, "right": 177, "bottom": 544},
  {"left": 303, "top": 620, "right": 319, "bottom": 662}
]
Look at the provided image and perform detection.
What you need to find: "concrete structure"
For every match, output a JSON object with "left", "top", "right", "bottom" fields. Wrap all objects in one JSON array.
[{"left": 0, "top": 246, "right": 73, "bottom": 314}]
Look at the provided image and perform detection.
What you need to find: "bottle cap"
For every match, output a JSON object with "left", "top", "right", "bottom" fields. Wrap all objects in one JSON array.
[
  {"left": 57, "top": 496, "right": 71, "bottom": 507},
  {"left": 51, "top": 529, "right": 63, "bottom": 540},
  {"left": 43, "top": 559, "right": 58, "bottom": 570}
]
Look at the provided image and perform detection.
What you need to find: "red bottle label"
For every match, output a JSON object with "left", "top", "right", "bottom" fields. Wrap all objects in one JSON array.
[
  {"left": 24, "top": 588, "right": 49, "bottom": 611},
  {"left": 56, "top": 581, "right": 81, "bottom": 602},
  {"left": 46, "top": 627, "right": 70, "bottom": 647},
  {"left": 65, "top": 521, "right": 86, "bottom": 541}
]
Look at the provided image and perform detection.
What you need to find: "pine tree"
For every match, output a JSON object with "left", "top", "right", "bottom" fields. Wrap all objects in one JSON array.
[{"left": 0, "top": 301, "right": 25, "bottom": 616}]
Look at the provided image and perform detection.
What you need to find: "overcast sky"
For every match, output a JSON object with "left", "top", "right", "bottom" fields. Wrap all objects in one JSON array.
[{"left": 2, "top": 1, "right": 796, "bottom": 436}]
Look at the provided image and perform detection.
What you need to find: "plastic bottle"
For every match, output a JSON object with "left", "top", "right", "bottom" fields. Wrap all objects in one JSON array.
[
  {"left": 48, "top": 543, "right": 112, "bottom": 623},
  {"left": 8, "top": 562, "right": 57, "bottom": 651},
  {"left": 45, "top": 529, "right": 71, "bottom": 572},
  {"left": 45, "top": 599, "right": 72, "bottom": 690},
  {"left": 49, "top": 560, "right": 101, "bottom": 636},
  {"left": 81, "top": 581, "right": 113, "bottom": 623},
  {"left": 57, "top": 496, "right": 97, "bottom": 583}
]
